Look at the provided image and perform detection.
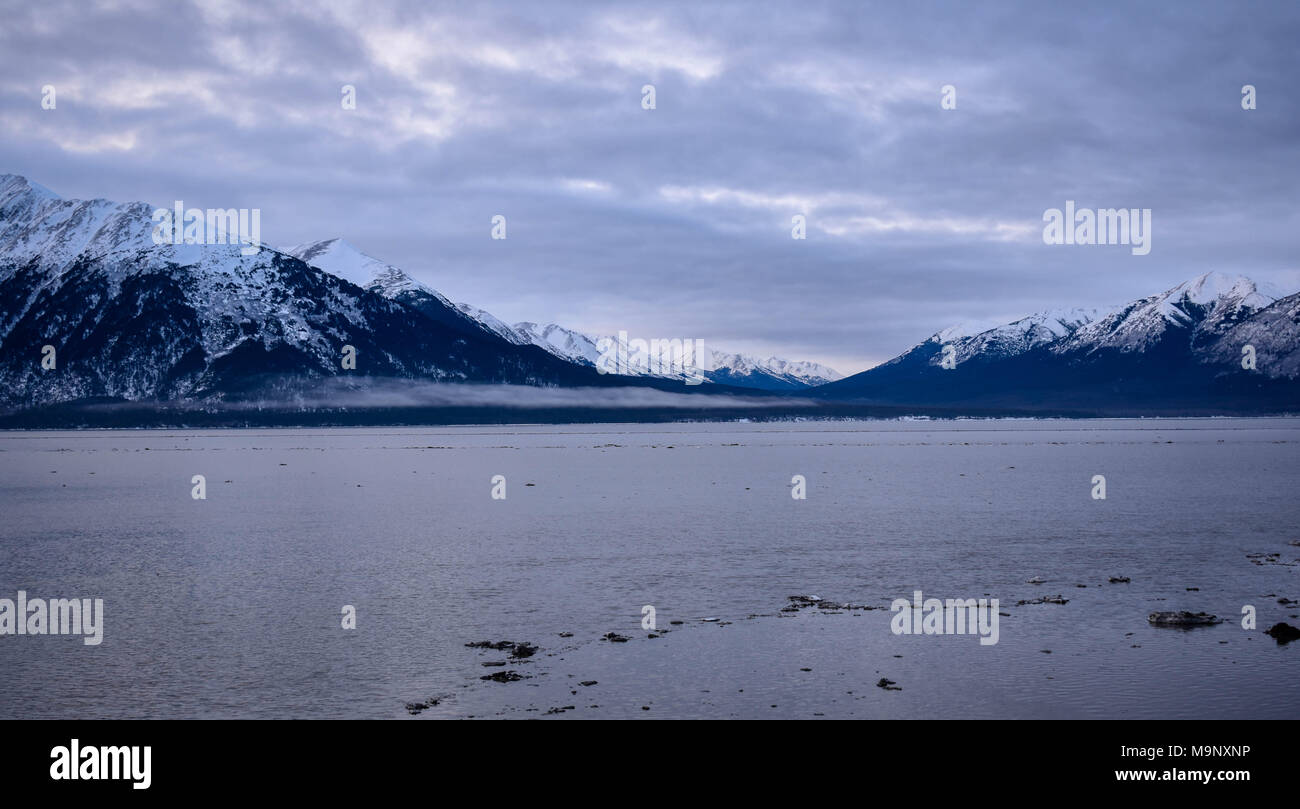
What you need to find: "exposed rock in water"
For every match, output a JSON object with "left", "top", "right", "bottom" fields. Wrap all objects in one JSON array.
[
  {"left": 1247, "top": 552, "right": 1296, "bottom": 567},
  {"left": 1109, "top": 576, "right": 1131, "bottom": 583},
  {"left": 466, "top": 640, "right": 514, "bottom": 651},
  {"left": 404, "top": 697, "right": 441, "bottom": 715},
  {"left": 601, "top": 632, "right": 630, "bottom": 643},
  {"left": 480, "top": 670, "right": 525, "bottom": 683},
  {"left": 783, "top": 594, "right": 876, "bottom": 613},
  {"left": 876, "top": 678, "right": 901, "bottom": 691},
  {"left": 1017, "top": 595, "right": 1069, "bottom": 606},
  {"left": 465, "top": 640, "right": 538, "bottom": 659},
  {"left": 1264, "top": 622, "right": 1300, "bottom": 643},
  {"left": 1148, "top": 611, "right": 1222, "bottom": 627}
]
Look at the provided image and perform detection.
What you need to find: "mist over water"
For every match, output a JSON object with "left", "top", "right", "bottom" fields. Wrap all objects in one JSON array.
[{"left": 1, "top": 419, "right": 1296, "bottom": 719}]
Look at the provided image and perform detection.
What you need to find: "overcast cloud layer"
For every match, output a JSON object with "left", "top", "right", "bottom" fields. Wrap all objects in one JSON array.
[{"left": 2, "top": 0, "right": 1298, "bottom": 373}]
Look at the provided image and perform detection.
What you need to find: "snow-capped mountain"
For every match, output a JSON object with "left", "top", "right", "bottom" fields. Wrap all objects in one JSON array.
[
  {"left": 1056, "top": 273, "right": 1284, "bottom": 355},
  {"left": 696, "top": 350, "right": 842, "bottom": 390},
  {"left": 288, "top": 239, "right": 840, "bottom": 391},
  {"left": 0, "top": 176, "right": 620, "bottom": 409},
  {"left": 816, "top": 272, "right": 1300, "bottom": 413},
  {"left": 508, "top": 321, "right": 841, "bottom": 390}
]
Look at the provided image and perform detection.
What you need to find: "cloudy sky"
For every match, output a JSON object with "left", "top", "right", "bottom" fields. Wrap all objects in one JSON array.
[{"left": 2, "top": 0, "right": 1298, "bottom": 374}]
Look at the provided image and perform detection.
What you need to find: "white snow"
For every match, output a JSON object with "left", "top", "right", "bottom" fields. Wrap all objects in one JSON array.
[
  {"left": 917, "top": 271, "right": 1292, "bottom": 366},
  {"left": 508, "top": 322, "right": 841, "bottom": 385},
  {"left": 286, "top": 238, "right": 436, "bottom": 300}
]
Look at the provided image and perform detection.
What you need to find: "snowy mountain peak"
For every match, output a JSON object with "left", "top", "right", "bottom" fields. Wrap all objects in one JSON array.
[
  {"left": 0, "top": 175, "right": 158, "bottom": 276},
  {"left": 1156, "top": 272, "right": 1280, "bottom": 318},
  {"left": 1063, "top": 272, "right": 1288, "bottom": 354},
  {"left": 921, "top": 272, "right": 1291, "bottom": 368},
  {"left": 507, "top": 322, "right": 841, "bottom": 388},
  {"left": 286, "top": 238, "right": 430, "bottom": 298},
  {"left": 0, "top": 174, "right": 62, "bottom": 206}
]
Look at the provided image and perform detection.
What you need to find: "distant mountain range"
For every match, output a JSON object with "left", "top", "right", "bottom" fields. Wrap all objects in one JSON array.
[
  {"left": 2, "top": 173, "right": 1297, "bottom": 422},
  {"left": 813, "top": 272, "right": 1300, "bottom": 412},
  {"left": 287, "top": 238, "right": 842, "bottom": 391}
]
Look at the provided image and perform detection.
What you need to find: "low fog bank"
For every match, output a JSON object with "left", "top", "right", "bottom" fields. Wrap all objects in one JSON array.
[{"left": 235, "top": 380, "right": 811, "bottom": 410}]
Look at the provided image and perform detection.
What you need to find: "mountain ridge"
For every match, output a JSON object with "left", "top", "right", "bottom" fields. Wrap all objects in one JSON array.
[
  {"left": 286, "top": 237, "right": 842, "bottom": 391},
  {"left": 815, "top": 271, "right": 1300, "bottom": 411},
  {"left": 0, "top": 174, "right": 699, "bottom": 410},
  {"left": 3, "top": 173, "right": 1297, "bottom": 419}
]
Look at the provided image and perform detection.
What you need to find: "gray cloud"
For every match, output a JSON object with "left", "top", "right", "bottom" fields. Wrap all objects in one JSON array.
[{"left": 2, "top": 0, "right": 1298, "bottom": 374}]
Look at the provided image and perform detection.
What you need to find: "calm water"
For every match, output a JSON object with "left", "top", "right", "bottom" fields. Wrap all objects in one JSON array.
[{"left": 0, "top": 419, "right": 1297, "bottom": 719}]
